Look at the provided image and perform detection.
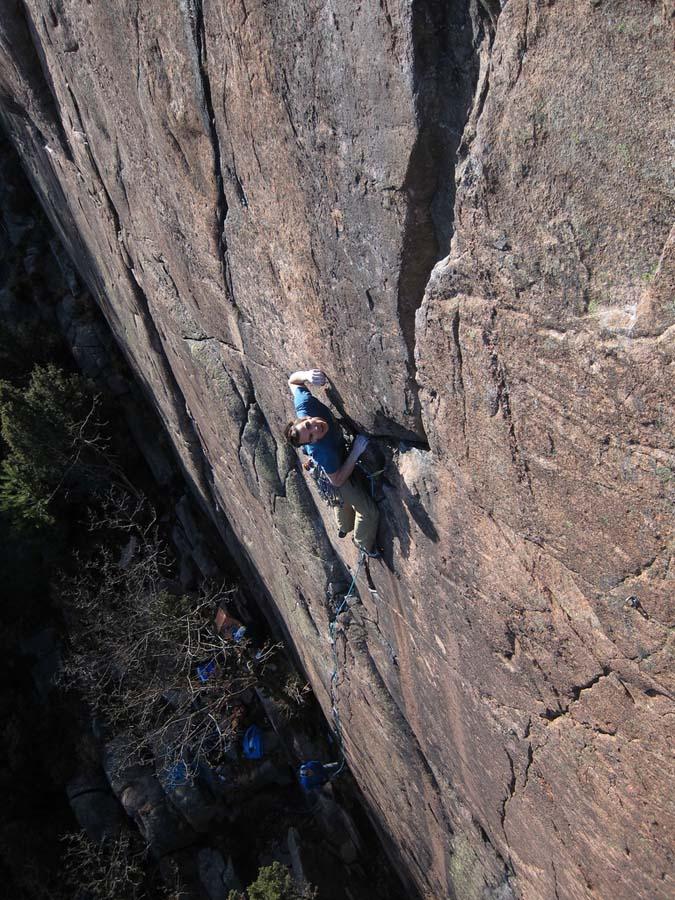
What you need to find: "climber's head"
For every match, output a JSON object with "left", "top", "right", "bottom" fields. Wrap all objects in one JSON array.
[{"left": 284, "top": 416, "right": 328, "bottom": 447}]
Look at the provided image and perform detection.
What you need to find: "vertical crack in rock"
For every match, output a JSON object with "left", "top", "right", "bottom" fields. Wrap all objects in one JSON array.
[
  {"left": 456, "top": 1, "right": 498, "bottom": 163},
  {"left": 133, "top": 0, "right": 141, "bottom": 92},
  {"left": 187, "top": 0, "right": 238, "bottom": 312},
  {"left": 478, "top": 0, "right": 502, "bottom": 29},
  {"left": 294, "top": 590, "right": 320, "bottom": 638},
  {"left": 399, "top": 0, "right": 489, "bottom": 437},
  {"left": 4, "top": 0, "right": 74, "bottom": 163},
  {"left": 450, "top": 308, "right": 468, "bottom": 454},
  {"left": 522, "top": 740, "right": 534, "bottom": 790},
  {"left": 482, "top": 307, "right": 534, "bottom": 493},
  {"left": 500, "top": 748, "right": 517, "bottom": 839},
  {"left": 125, "top": 267, "right": 215, "bottom": 503},
  {"left": 238, "top": 396, "right": 285, "bottom": 500},
  {"left": 551, "top": 860, "right": 561, "bottom": 900},
  {"left": 59, "top": 77, "right": 215, "bottom": 503},
  {"left": 513, "top": 0, "right": 530, "bottom": 85}
]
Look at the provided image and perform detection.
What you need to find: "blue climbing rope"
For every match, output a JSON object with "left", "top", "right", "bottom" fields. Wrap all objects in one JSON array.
[{"left": 325, "top": 549, "right": 367, "bottom": 778}]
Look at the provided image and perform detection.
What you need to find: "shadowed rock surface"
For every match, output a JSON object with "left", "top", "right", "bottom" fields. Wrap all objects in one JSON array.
[{"left": 1, "top": 1, "right": 673, "bottom": 898}]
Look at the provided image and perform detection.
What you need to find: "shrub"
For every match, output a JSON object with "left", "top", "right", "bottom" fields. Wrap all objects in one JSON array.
[
  {"left": 228, "top": 862, "right": 317, "bottom": 900},
  {"left": 0, "top": 364, "right": 105, "bottom": 526}
]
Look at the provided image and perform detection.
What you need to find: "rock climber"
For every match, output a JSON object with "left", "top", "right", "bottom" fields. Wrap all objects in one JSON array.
[{"left": 284, "top": 368, "right": 379, "bottom": 556}]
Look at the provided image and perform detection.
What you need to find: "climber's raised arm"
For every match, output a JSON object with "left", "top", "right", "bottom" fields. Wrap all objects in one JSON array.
[{"left": 288, "top": 368, "right": 327, "bottom": 392}]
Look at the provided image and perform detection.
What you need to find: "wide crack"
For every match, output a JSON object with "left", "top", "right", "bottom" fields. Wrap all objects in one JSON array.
[{"left": 397, "top": 0, "right": 492, "bottom": 438}]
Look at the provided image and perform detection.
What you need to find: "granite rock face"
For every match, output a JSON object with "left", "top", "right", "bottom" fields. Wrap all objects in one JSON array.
[{"left": 1, "top": 1, "right": 673, "bottom": 898}]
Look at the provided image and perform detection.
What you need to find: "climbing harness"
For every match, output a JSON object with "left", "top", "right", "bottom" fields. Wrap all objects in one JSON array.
[
  {"left": 308, "top": 458, "right": 384, "bottom": 504},
  {"left": 304, "top": 456, "right": 343, "bottom": 507},
  {"left": 324, "top": 548, "right": 367, "bottom": 780}
]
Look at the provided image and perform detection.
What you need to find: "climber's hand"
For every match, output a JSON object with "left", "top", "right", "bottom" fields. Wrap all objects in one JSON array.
[
  {"left": 352, "top": 434, "right": 369, "bottom": 458},
  {"left": 288, "top": 369, "right": 327, "bottom": 391},
  {"left": 305, "top": 369, "right": 327, "bottom": 386}
]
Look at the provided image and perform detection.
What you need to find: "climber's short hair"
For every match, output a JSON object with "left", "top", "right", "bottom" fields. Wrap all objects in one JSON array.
[{"left": 284, "top": 417, "right": 308, "bottom": 448}]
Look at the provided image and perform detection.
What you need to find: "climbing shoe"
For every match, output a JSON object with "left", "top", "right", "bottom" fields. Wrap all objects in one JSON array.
[{"left": 337, "top": 530, "right": 347, "bottom": 539}]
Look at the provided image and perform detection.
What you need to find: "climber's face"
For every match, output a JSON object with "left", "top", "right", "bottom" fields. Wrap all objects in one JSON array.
[{"left": 295, "top": 417, "right": 328, "bottom": 445}]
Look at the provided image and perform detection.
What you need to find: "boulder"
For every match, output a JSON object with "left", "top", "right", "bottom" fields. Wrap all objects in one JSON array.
[{"left": 66, "top": 773, "right": 126, "bottom": 843}]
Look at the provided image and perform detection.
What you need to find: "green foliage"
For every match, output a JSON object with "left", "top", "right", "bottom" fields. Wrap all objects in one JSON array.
[
  {"left": 248, "top": 863, "right": 295, "bottom": 900},
  {"left": 228, "top": 862, "right": 317, "bottom": 900},
  {"left": 0, "top": 363, "right": 103, "bottom": 526}
]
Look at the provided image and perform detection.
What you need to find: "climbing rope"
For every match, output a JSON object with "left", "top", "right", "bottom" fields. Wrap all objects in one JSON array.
[
  {"left": 325, "top": 548, "right": 367, "bottom": 778},
  {"left": 356, "top": 460, "right": 385, "bottom": 498},
  {"left": 296, "top": 446, "right": 383, "bottom": 780}
]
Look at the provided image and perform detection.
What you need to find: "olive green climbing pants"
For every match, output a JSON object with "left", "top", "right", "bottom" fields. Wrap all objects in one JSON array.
[{"left": 335, "top": 475, "right": 379, "bottom": 552}]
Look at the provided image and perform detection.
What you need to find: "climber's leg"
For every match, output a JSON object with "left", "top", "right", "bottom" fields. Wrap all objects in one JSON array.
[
  {"left": 335, "top": 498, "right": 355, "bottom": 537},
  {"left": 340, "top": 476, "right": 379, "bottom": 552}
]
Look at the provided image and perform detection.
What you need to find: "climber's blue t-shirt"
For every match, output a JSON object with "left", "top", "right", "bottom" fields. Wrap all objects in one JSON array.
[{"left": 293, "top": 385, "right": 345, "bottom": 475}]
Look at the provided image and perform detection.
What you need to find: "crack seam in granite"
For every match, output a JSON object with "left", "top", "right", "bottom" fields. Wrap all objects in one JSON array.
[
  {"left": 189, "top": 0, "right": 240, "bottom": 316},
  {"left": 482, "top": 307, "right": 534, "bottom": 493},
  {"left": 499, "top": 747, "right": 517, "bottom": 857},
  {"left": 513, "top": 0, "right": 530, "bottom": 86},
  {"left": 401, "top": 0, "right": 492, "bottom": 442},
  {"left": 551, "top": 860, "right": 560, "bottom": 900},
  {"left": 133, "top": 0, "right": 141, "bottom": 92},
  {"left": 541, "top": 667, "right": 611, "bottom": 724},
  {"left": 293, "top": 589, "right": 320, "bottom": 638},
  {"left": 17, "top": 0, "right": 75, "bottom": 164},
  {"left": 237, "top": 395, "right": 255, "bottom": 462},
  {"left": 271, "top": 466, "right": 293, "bottom": 514},
  {"left": 451, "top": 308, "right": 469, "bottom": 456},
  {"left": 60, "top": 85, "right": 216, "bottom": 502}
]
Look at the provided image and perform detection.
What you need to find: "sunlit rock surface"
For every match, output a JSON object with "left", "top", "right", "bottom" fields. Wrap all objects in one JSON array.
[{"left": 1, "top": 1, "right": 672, "bottom": 897}]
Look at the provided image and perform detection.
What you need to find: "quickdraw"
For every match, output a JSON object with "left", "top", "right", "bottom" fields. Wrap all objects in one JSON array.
[{"left": 304, "top": 457, "right": 343, "bottom": 508}]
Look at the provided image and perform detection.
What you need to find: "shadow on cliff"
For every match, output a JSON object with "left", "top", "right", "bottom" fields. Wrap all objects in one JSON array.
[
  {"left": 323, "top": 382, "right": 438, "bottom": 563},
  {"left": 358, "top": 441, "right": 439, "bottom": 568}
]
